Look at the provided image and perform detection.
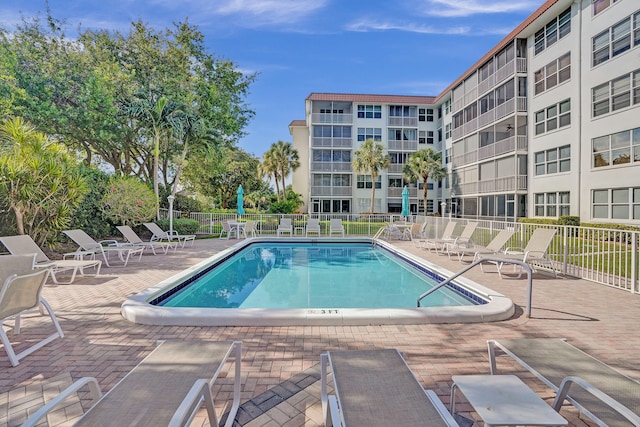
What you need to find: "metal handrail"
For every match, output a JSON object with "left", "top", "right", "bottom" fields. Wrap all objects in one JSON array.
[{"left": 417, "top": 257, "right": 534, "bottom": 317}]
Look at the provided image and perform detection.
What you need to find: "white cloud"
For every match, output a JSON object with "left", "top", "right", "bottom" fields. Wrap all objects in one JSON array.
[
  {"left": 346, "top": 19, "right": 470, "bottom": 35},
  {"left": 418, "top": 0, "right": 540, "bottom": 18},
  {"left": 182, "top": 0, "right": 329, "bottom": 27}
]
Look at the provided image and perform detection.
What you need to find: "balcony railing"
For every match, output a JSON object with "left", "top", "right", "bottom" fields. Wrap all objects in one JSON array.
[
  {"left": 311, "top": 113, "right": 353, "bottom": 124},
  {"left": 452, "top": 150, "right": 478, "bottom": 167},
  {"left": 388, "top": 140, "right": 418, "bottom": 151},
  {"left": 388, "top": 164, "right": 406, "bottom": 173},
  {"left": 311, "top": 137, "right": 353, "bottom": 148},
  {"left": 387, "top": 117, "right": 417, "bottom": 127},
  {"left": 310, "top": 162, "right": 353, "bottom": 172},
  {"left": 387, "top": 187, "right": 418, "bottom": 197},
  {"left": 478, "top": 175, "right": 527, "bottom": 193},
  {"left": 310, "top": 186, "right": 353, "bottom": 197}
]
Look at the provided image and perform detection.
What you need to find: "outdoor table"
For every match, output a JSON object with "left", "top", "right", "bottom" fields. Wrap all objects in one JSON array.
[
  {"left": 450, "top": 374, "right": 567, "bottom": 426},
  {"left": 228, "top": 221, "right": 246, "bottom": 239}
]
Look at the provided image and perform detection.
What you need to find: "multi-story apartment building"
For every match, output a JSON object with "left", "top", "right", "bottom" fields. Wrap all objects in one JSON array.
[{"left": 290, "top": 0, "right": 640, "bottom": 224}]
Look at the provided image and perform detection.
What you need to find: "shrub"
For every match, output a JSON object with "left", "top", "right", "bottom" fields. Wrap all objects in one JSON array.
[
  {"left": 101, "top": 176, "right": 157, "bottom": 226},
  {"left": 69, "top": 166, "right": 113, "bottom": 238},
  {"left": 155, "top": 218, "right": 199, "bottom": 235},
  {"left": 558, "top": 216, "right": 580, "bottom": 226}
]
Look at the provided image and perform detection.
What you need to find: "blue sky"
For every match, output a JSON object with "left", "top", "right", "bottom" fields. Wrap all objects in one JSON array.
[{"left": 4, "top": 0, "right": 542, "bottom": 158}]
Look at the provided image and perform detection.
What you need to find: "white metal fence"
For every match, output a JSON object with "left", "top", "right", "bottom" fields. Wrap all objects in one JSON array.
[{"left": 171, "top": 211, "right": 639, "bottom": 294}]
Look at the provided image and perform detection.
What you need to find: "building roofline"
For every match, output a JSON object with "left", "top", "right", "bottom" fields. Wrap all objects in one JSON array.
[
  {"left": 306, "top": 92, "right": 436, "bottom": 104},
  {"left": 434, "top": 0, "right": 563, "bottom": 102}
]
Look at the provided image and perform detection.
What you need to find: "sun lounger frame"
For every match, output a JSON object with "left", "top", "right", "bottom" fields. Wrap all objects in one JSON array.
[{"left": 488, "top": 338, "right": 640, "bottom": 426}]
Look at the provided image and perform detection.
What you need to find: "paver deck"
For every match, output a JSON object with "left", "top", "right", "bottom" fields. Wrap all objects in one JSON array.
[{"left": 1, "top": 237, "right": 639, "bottom": 426}]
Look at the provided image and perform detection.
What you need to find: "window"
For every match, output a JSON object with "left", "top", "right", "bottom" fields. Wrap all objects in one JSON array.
[
  {"left": 534, "top": 192, "right": 570, "bottom": 217},
  {"left": 592, "top": 187, "right": 640, "bottom": 220},
  {"left": 357, "top": 105, "right": 381, "bottom": 119},
  {"left": 445, "top": 123, "right": 451, "bottom": 140},
  {"left": 592, "top": 11, "right": 640, "bottom": 66},
  {"left": 357, "top": 127, "right": 382, "bottom": 141},
  {"left": 357, "top": 175, "right": 381, "bottom": 189},
  {"left": 388, "top": 128, "right": 417, "bottom": 141},
  {"left": 313, "top": 125, "right": 351, "bottom": 138},
  {"left": 427, "top": 131, "right": 434, "bottom": 144},
  {"left": 592, "top": 69, "right": 640, "bottom": 117},
  {"left": 444, "top": 99, "right": 451, "bottom": 115},
  {"left": 535, "top": 8, "right": 571, "bottom": 55},
  {"left": 534, "top": 53, "right": 571, "bottom": 95},
  {"left": 389, "top": 152, "right": 409, "bottom": 164},
  {"left": 592, "top": 127, "right": 640, "bottom": 168},
  {"left": 419, "top": 131, "right": 426, "bottom": 144},
  {"left": 535, "top": 99, "right": 571, "bottom": 135},
  {"left": 593, "top": 0, "right": 621, "bottom": 15},
  {"left": 312, "top": 149, "right": 350, "bottom": 162},
  {"left": 534, "top": 145, "right": 570, "bottom": 175},
  {"left": 389, "top": 105, "right": 417, "bottom": 117},
  {"left": 426, "top": 108, "right": 434, "bottom": 122},
  {"left": 388, "top": 178, "right": 403, "bottom": 188}
]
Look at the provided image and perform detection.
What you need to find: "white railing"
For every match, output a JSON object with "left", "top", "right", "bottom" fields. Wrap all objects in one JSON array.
[
  {"left": 387, "top": 117, "right": 417, "bottom": 127},
  {"left": 311, "top": 113, "right": 353, "bottom": 124},
  {"left": 388, "top": 140, "right": 418, "bottom": 151},
  {"left": 310, "top": 186, "right": 353, "bottom": 197},
  {"left": 310, "top": 162, "right": 352, "bottom": 172},
  {"left": 311, "top": 138, "right": 353, "bottom": 148}
]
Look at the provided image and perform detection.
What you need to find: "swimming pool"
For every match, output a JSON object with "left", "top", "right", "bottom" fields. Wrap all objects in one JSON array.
[
  {"left": 121, "top": 238, "right": 514, "bottom": 326},
  {"left": 158, "top": 243, "right": 475, "bottom": 309}
]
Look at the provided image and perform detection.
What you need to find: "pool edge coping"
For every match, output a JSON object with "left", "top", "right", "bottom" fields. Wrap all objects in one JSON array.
[{"left": 120, "top": 237, "right": 515, "bottom": 326}]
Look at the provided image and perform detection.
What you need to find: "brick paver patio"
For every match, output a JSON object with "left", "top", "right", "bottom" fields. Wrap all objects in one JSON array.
[{"left": 1, "top": 237, "right": 639, "bottom": 426}]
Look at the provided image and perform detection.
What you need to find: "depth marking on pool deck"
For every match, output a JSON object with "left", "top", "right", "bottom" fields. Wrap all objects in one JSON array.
[{"left": 307, "top": 309, "right": 341, "bottom": 315}]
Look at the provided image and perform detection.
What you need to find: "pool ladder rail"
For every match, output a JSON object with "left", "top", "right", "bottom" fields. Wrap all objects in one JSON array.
[{"left": 416, "top": 258, "right": 533, "bottom": 318}]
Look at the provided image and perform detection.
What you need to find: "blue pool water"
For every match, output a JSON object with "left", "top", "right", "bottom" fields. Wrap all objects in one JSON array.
[{"left": 158, "top": 243, "right": 476, "bottom": 309}]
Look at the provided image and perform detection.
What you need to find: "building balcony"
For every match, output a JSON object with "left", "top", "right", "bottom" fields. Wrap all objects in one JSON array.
[
  {"left": 310, "top": 186, "right": 353, "bottom": 197},
  {"left": 388, "top": 140, "right": 418, "bottom": 151},
  {"left": 387, "top": 187, "right": 418, "bottom": 197},
  {"left": 311, "top": 113, "right": 353, "bottom": 124},
  {"left": 452, "top": 150, "right": 478, "bottom": 168},
  {"left": 311, "top": 137, "right": 353, "bottom": 148},
  {"left": 478, "top": 135, "right": 527, "bottom": 161},
  {"left": 310, "top": 162, "right": 353, "bottom": 172},
  {"left": 388, "top": 164, "right": 406, "bottom": 173},
  {"left": 478, "top": 175, "right": 527, "bottom": 193},
  {"left": 387, "top": 117, "right": 417, "bottom": 127}
]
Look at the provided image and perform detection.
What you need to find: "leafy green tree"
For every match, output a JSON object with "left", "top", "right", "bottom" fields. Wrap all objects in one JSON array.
[
  {"left": 69, "top": 166, "right": 113, "bottom": 238},
  {"left": 0, "top": 117, "right": 88, "bottom": 244},
  {"left": 101, "top": 176, "right": 157, "bottom": 226},
  {"left": 353, "top": 138, "right": 390, "bottom": 213},
  {"left": 403, "top": 148, "right": 446, "bottom": 215},
  {"left": 261, "top": 148, "right": 281, "bottom": 202}
]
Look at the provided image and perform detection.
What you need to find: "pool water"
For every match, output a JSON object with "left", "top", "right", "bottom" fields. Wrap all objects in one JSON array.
[{"left": 159, "top": 243, "right": 475, "bottom": 309}]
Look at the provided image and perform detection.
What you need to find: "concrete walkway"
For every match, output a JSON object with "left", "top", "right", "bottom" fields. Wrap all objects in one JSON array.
[{"left": 1, "top": 237, "right": 639, "bottom": 426}]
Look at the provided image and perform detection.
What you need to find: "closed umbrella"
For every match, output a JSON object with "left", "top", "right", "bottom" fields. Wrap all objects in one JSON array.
[
  {"left": 237, "top": 185, "right": 245, "bottom": 215},
  {"left": 401, "top": 185, "right": 410, "bottom": 218}
]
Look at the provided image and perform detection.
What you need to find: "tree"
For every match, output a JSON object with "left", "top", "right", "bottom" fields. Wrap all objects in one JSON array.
[
  {"left": 352, "top": 138, "right": 390, "bottom": 213},
  {"left": 271, "top": 141, "right": 300, "bottom": 201},
  {"left": 0, "top": 117, "right": 88, "bottom": 244},
  {"left": 403, "top": 148, "right": 446, "bottom": 215},
  {"left": 261, "top": 147, "right": 282, "bottom": 202}
]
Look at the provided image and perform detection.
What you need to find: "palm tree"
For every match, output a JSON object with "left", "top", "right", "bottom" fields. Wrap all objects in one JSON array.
[
  {"left": 263, "top": 141, "right": 299, "bottom": 201},
  {"left": 120, "top": 91, "right": 182, "bottom": 204},
  {"left": 352, "top": 138, "right": 390, "bottom": 213},
  {"left": 403, "top": 148, "right": 446, "bottom": 215},
  {"left": 261, "top": 148, "right": 281, "bottom": 201}
]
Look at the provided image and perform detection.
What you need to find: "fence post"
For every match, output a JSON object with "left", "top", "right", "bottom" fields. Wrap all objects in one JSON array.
[
  {"left": 632, "top": 231, "right": 638, "bottom": 294},
  {"left": 563, "top": 226, "right": 569, "bottom": 276}
]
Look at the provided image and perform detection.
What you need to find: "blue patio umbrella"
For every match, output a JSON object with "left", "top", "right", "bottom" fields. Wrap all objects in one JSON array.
[
  {"left": 401, "top": 185, "right": 410, "bottom": 217},
  {"left": 237, "top": 185, "right": 245, "bottom": 215}
]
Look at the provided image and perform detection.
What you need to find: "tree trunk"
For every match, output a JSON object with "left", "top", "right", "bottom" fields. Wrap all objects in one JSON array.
[
  {"left": 370, "top": 172, "right": 377, "bottom": 213},
  {"left": 12, "top": 207, "right": 25, "bottom": 235}
]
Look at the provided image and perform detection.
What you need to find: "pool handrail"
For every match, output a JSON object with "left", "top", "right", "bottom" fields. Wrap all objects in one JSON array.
[{"left": 417, "top": 258, "right": 533, "bottom": 317}]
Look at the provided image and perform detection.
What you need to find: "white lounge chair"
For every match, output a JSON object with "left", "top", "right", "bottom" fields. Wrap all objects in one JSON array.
[
  {"left": 276, "top": 218, "right": 293, "bottom": 237},
  {"left": 23, "top": 340, "right": 242, "bottom": 427},
  {"left": 481, "top": 228, "right": 557, "bottom": 278},
  {"left": 446, "top": 229, "right": 515, "bottom": 263},
  {"left": 329, "top": 219, "right": 345, "bottom": 237},
  {"left": 63, "top": 229, "right": 144, "bottom": 267},
  {"left": 0, "top": 254, "right": 64, "bottom": 367},
  {"left": 488, "top": 338, "right": 640, "bottom": 426},
  {"left": 116, "top": 225, "right": 176, "bottom": 255},
  {"left": 321, "top": 349, "right": 458, "bottom": 426},
  {"left": 305, "top": 218, "right": 321, "bottom": 237},
  {"left": 0, "top": 235, "right": 101, "bottom": 284},
  {"left": 416, "top": 221, "right": 456, "bottom": 250},
  {"left": 143, "top": 222, "right": 196, "bottom": 248},
  {"left": 427, "top": 222, "right": 477, "bottom": 253}
]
